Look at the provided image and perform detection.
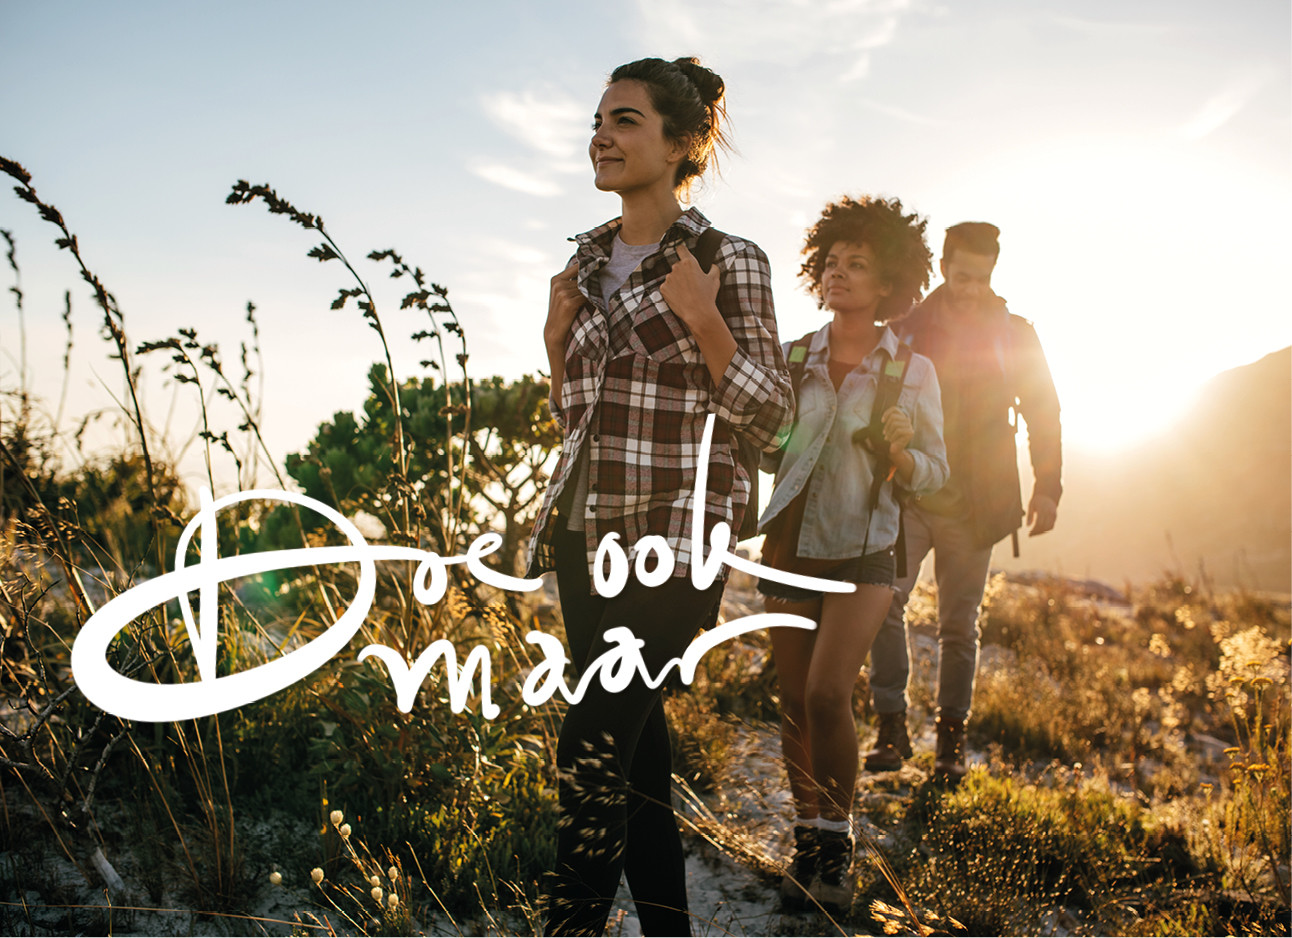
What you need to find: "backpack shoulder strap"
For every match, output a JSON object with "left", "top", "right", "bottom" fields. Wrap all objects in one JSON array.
[
  {"left": 864, "top": 342, "right": 916, "bottom": 506},
  {"left": 774, "top": 330, "right": 817, "bottom": 451},
  {"left": 786, "top": 330, "right": 816, "bottom": 399},
  {"left": 853, "top": 341, "right": 917, "bottom": 574},
  {"left": 1002, "top": 311, "right": 1030, "bottom": 431},
  {"left": 872, "top": 342, "right": 914, "bottom": 421},
  {"left": 694, "top": 227, "right": 725, "bottom": 273}
]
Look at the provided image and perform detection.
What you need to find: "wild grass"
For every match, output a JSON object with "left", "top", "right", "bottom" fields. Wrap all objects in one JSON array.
[
  {"left": 2, "top": 152, "right": 1289, "bottom": 935},
  {"left": 1, "top": 155, "right": 560, "bottom": 933},
  {"left": 673, "top": 571, "right": 1289, "bottom": 935}
]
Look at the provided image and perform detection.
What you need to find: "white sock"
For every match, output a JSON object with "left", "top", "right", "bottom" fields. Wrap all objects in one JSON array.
[{"left": 817, "top": 817, "right": 851, "bottom": 835}]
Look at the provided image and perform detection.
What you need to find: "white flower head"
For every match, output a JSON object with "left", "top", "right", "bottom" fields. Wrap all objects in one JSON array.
[
  {"left": 310, "top": 867, "right": 324, "bottom": 885},
  {"left": 339, "top": 823, "right": 352, "bottom": 838},
  {"left": 371, "top": 886, "right": 384, "bottom": 903},
  {"left": 269, "top": 871, "right": 282, "bottom": 885},
  {"left": 329, "top": 809, "right": 344, "bottom": 827}
]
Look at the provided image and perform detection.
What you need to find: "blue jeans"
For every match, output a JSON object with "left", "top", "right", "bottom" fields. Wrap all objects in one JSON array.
[{"left": 868, "top": 505, "right": 994, "bottom": 724}]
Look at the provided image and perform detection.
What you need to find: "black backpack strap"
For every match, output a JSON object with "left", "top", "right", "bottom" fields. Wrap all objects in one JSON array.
[
  {"left": 861, "top": 343, "right": 914, "bottom": 499},
  {"left": 862, "top": 343, "right": 915, "bottom": 577},
  {"left": 786, "top": 332, "right": 814, "bottom": 396},
  {"left": 776, "top": 330, "right": 817, "bottom": 451},
  {"left": 694, "top": 227, "right": 724, "bottom": 273}
]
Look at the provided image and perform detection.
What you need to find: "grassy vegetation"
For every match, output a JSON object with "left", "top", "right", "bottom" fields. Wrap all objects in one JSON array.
[
  {"left": 1, "top": 157, "right": 563, "bottom": 934},
  {"left": 2, "top": 154, "right": 1289, "bottom": 935},
  {"left": 676, "top": 571, "right": 1290, "bottom": 935}
]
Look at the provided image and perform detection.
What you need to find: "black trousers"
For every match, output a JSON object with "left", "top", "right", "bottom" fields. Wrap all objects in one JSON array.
[{"left": 545, "top": 527, "right": 722, "bottom": 936}]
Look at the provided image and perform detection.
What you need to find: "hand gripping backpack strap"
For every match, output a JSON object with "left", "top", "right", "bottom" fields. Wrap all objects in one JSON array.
[
  {"left": 693, "top": 227, "right": 765, "bottom": 541},
  {"left": 859, "top": 342, "right": 915, "bottom": 577}
]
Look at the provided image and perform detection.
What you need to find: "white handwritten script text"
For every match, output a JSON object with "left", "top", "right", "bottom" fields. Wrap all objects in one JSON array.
[{"left": 72, "top": 416, "right": 851, "bottom": 721}]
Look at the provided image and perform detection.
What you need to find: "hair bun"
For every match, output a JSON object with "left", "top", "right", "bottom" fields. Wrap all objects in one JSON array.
[
  {"left": 672, "top": 57, "right": 725, "bottom": 106},
  {"left": 607, "top": 55, "right": 731, "bottom": 193}
]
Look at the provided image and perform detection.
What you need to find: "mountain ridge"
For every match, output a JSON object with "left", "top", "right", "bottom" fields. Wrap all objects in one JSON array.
[{"left": 996, "top": 346, "right": 1291, "bottom": 592}]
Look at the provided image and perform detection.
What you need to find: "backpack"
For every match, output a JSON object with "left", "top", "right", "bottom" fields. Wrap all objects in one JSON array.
[
  {"left": 694, "top": 227, "right": 762, "bottom": 541},
  {"left": 783, "top": 329, "right": 916, "bottom": 577}
]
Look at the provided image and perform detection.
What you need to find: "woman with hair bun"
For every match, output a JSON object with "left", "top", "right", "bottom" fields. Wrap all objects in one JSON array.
[
  {"left": 528, "top": 57, "right": 792, "bottom": 935},
  {"left": 757, "top": 196, "right": 948, "bottom": 915}
]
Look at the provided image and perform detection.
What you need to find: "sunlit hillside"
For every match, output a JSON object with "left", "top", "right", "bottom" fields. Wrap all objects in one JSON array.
[{"left": 999, "top": 347, "right": 1292, "bottom": 593}]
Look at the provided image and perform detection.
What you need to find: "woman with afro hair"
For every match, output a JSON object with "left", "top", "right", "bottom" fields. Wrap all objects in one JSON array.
[{"left": 757, "top": 195, "right": 948, "bottom": 914}]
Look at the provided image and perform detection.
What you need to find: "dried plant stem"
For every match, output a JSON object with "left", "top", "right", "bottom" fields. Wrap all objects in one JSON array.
[
  {"left": 2, "top": 156, "right": 167, "bottom": 570},
  {"left": 0, "top": 436, "right": 96, "bottom": 616}
]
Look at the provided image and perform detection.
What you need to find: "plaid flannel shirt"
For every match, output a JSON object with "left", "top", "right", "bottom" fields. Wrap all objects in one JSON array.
[{"left": 526, "top": 208, "right": 792, "bottom": 586}]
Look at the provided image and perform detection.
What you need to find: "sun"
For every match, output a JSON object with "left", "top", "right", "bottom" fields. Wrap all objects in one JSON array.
[{"left": 940, "top": 135, "right": 1292, "bottom": 452}]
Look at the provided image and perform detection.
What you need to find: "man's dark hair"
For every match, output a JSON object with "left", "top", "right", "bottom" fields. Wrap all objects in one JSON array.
[
  {"left": 799, "top": 195, "right": 932, "bottom": 322},
  {"left": 943, "top": 221, "right": 1000, "bottom": 261}
]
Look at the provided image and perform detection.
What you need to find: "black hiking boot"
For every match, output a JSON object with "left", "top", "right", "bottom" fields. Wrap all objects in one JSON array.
[
  {"left": 863, "top": 709, "right": 913, "bottom": 772},
  {"left": 779, "top": 825, "right": 820, "bottom": 907},
  {"left": 809, "top": 828, "right": 854, "bottom": 915}
]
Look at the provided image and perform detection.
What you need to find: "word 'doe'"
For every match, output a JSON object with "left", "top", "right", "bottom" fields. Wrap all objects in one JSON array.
[{"left": 72, "top": 415, "right": 851, "bottom": 721}]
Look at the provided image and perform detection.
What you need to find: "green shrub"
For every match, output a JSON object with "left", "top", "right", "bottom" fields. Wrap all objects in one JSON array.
[{"left": 903, "top": 767, "right": 1196, "bottom": 934}]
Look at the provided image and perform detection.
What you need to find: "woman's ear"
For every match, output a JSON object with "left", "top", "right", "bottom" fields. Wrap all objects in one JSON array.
[{"left": 666, "top": 133, "right": 692, "bottom": 168}]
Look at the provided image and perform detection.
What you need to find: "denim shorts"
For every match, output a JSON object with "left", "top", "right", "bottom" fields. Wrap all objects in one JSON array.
[{"left": 757, "top": 547, "right": 896, "bottom": 603}]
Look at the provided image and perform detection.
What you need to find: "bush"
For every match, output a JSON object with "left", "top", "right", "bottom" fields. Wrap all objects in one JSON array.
[{"left": 903, "top": 767, "right": 1196, "bottom": 934}]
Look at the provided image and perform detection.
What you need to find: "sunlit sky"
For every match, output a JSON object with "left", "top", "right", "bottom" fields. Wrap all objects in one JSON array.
[{"left": 3, "top": 1, "right": 1289, "bottom": 491}]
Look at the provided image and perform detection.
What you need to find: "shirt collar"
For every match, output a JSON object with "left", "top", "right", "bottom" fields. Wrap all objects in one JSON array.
[
  {"left": 571, "top": 206, "right": 712, "bottom": 255},
  {"left": 807, "top": 321, "right": 901, "bottom": 363}
]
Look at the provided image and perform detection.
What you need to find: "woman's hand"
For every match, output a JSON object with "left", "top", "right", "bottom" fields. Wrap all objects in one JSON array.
[
  {"left": 660, "top": 243, "right": 722, "bottom": 333},
  {"left": 880, "top": 406, "right": 918, "bottom": 485},
  {"left": 660, "top": 242, "right": 736, "bottom": 384},
  {"left": 881, "top": 406, "right": 914, "bottom": 455},
  {"left": 545, "top": 260, "right": 585, "bottom": 414},
  {"left": 545, "top": 260, "right": 585, "bottom": 353}
]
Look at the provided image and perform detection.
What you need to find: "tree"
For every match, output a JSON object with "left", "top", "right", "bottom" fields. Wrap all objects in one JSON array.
[
  {"left": 273, "top": 368, "right": 559, "bottom": 578},
  {"left": 463, "top": 374, "right": 561, "bottom": 578}
]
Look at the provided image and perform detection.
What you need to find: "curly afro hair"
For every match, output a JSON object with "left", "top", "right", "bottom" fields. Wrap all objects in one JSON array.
[{"left": 799, "top": 195, "right": 932, "bottom": 322}]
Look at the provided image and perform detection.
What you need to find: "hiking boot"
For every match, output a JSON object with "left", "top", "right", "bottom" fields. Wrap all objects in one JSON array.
[
  {"left": 934, "top": 715, "right": 967, "bottom": 781},
  {"left": 863, "top": 709, "right": 913, "bottom": 772},
  {"left": 779, "top": 825, "right": 819, "bottom": 906},
  {"left": 809, "top": 828, "right": 854, "bottom": 915}
]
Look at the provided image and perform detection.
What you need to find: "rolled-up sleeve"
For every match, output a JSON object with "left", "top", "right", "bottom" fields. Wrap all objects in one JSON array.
[
  {"left": 707, "top": 239, "right": 793, "bottom": 452},
  {"left": 902, "top": 360, "right": 949, "bottom": 497},
  {"left": 547, "top": 386, "right": 567, "bottom": 431},
  {"left": 544, "top": 251, "right": 581, "bottom": 433}
]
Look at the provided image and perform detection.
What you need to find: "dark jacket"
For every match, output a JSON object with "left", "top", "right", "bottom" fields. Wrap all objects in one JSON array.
[{"left": 894, "top": 285, "right": 1062, "bottom": 550}]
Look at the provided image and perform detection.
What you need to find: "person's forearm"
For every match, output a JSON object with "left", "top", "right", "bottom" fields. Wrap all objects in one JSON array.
[
  {"left": 689, "top": 307, "right": 737, "bottom": 386},
  {"left": 891, "top": 449, "right": 916, "bottom": 486},
  {"left": 546, "top": 340, "right": 566, "bottom": 413}
]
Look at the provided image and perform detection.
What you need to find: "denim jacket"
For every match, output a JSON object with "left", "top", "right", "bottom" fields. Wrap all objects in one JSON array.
[{"left": 759, "top": 323, "right": 948, "bottom": 558}]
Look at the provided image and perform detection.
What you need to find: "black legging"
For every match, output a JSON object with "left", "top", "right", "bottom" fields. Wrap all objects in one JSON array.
[{"left": 545, "top": 527, "right": 722, "bottom": 936}]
